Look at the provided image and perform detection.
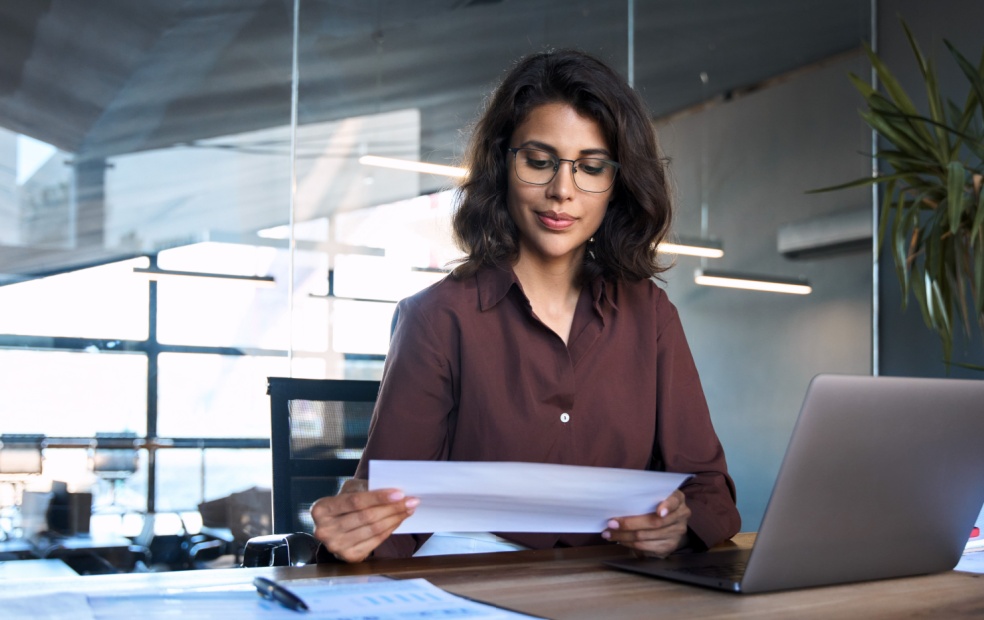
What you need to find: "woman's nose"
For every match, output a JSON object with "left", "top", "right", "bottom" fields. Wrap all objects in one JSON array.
[{"left": 546, "top": 160, "right": 576, "bottom": 199}]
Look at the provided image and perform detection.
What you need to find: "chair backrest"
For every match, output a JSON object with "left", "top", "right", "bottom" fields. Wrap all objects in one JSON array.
[{"left": 267, "top": 377, "right": 379, "bottom": 534}]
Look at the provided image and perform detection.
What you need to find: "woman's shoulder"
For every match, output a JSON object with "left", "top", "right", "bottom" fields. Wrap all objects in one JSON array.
[
  {"left": 612, "top": 276, "right": 672, "bottom": 309},
  {"left": 607, "top": 277, "right": 682, "bottom": 333},
  {"left": 399, "top": 271, "right": 478, "bottom": 316}
]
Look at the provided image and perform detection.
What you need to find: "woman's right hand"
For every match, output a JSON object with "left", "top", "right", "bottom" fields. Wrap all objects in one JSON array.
[{"left": 309, "top": 478, "right": 420, "bottom": 562}]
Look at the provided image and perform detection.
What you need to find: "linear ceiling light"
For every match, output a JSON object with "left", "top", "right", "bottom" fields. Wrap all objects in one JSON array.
[
  {"left": 658, "top": 236, "right": 724, "bottom": 258},
  {"left": 694, "top": 268, "right": 811, "bottom": 295},
  {"left": 133, "top": 267, "right": 276, "bottom": 287},
  {"left": 359, "top": 155, "right": 467, "bottom": 178}
]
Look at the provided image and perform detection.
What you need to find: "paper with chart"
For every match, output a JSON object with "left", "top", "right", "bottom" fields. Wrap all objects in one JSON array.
[
  {"left": 83, "top": 577, "right": 538, "bottom": 619},
  {"left": 369, "top": 460, "right": 692, "bottom": 534}
]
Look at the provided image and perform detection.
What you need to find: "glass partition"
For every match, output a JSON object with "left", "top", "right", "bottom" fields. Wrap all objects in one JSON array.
[{"left": 0, "top": 1, "right": 872, "bottom": 537}]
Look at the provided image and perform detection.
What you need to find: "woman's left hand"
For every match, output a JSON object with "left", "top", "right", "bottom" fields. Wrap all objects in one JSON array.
[{"left": 602, "top": 489, "right": 691, "bottom": 558}]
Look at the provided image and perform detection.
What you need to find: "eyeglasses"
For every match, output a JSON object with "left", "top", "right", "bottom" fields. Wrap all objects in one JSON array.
[{"left": 507, "top": 147, "right": 619, "bottom": 193}]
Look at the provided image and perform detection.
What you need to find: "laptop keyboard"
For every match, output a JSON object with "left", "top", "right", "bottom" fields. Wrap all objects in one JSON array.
[{"left": 674, "top": 561, "right": 747, "bottom": 580}]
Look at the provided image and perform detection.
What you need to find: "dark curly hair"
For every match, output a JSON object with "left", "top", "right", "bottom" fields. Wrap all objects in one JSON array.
[{"left": 451, "top": 49, "right": 672, "bottom": 284}]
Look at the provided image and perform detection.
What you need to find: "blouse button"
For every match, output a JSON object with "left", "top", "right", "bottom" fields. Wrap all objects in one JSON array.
[{"left": 560, "top": 412, "right": 570, "bottom": 423}]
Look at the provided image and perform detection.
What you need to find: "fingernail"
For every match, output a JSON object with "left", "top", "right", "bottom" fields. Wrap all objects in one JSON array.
[
  {"left": 601, "top": 530, "right": 611, "bottom": 539},
  {"left": 607, "top": 519, "right": 620, "bottom": 530},
  {"left": 388, "top": 491, "right": 405, "bottom": 501},
  {"left": 659, "top": 508, "right": 668, "bottom": 518},
  {"left": 405, "top": 497, "right": 420, "bottom": 509}
]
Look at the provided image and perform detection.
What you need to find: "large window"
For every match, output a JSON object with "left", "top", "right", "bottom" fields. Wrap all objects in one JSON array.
[
  {"left": 0, "top": 56, "right": 462, "bottom": 519},
  {"left": 0, "top": 2, "right": 877, "bottom": 538}
]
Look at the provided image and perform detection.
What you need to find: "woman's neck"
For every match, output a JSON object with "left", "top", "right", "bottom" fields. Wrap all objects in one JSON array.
[{"left": 512, "top": 252, "right": 583, "bottom": 345}]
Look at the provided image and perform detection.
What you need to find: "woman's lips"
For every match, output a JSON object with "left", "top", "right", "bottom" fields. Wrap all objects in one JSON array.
[{"left": 536, "top": 211, "right": 576, "bottom": 230}]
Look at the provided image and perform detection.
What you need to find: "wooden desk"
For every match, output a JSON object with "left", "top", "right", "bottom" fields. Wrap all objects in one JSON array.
[{"left": 7, "top": 534, "right": 983, "bottom": 619}]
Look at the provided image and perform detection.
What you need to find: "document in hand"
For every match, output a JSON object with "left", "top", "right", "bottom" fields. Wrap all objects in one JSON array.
[{"left": 369, "top": 460, "right": 692, "bottom": 534}]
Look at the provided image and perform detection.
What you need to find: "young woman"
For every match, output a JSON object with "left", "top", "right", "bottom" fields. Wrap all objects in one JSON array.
[{"left": 310, "top": 49, "right": 740, "bottom": 562}]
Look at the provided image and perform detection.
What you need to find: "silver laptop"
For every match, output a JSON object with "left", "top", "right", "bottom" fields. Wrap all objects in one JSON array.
[{"left": 607, "top": 374, "right": 984, "bottom": 593}]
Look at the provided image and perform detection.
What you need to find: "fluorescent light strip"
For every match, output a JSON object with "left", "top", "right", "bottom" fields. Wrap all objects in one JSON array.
[
  {"left": 133, "top": 267, "right": 276, "bottom": 288},
  {"left": 359, "top": 155, "right": 468, "bottom": 178},
  {"left": 658, "top": 239, "right": 724, "bottom": 258},
  {"left": 694, "top": 269, "right": 811, "bottom": 295}
]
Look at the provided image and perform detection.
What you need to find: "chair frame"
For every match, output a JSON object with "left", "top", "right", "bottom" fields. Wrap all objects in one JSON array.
[{"left": 267, "top": 377, "right": 379, "bottom": 534}]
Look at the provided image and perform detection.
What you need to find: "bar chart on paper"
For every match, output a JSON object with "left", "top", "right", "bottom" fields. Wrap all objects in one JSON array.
[{"left": 82, "top": 576, "right": 540, "bottom": 619}]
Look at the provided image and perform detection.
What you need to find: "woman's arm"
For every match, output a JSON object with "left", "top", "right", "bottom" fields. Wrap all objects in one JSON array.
[
  {"left": 312, "top": 292, "right": 458, "bottom": 560},
  {"left": 585, "top": 289, "right": 739, "bottom": 557},
  {"left": 638, "top": 292, "right": 741, "bottom": 551}
]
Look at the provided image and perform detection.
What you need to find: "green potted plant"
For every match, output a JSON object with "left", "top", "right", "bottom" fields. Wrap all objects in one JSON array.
[{"left": 817, "top": 21, "right": 983, "bottom": 367}]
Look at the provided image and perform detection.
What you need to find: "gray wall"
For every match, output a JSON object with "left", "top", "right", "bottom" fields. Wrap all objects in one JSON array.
[
  {"left": 664, "top": 0, "right": 984, "bottom": 531},
  {"left": 655, "top": 55, "right": 874, "bottom": 530}
]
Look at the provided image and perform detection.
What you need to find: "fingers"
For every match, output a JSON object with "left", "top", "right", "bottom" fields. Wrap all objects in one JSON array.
[
  {"left": 339, "top": 478, "right": 368, "bottom": 494},
  {"left": 325, "top": 506, "right": 413, "bottom": 562},
  {"left": 605, "top": 490, "right": 688, "bottom": 535},
  {"left": 652, "top": 489, "right": 685, "bottom": 518},
  {"left": 601, "top": 490, "right": 691, "bottom": 558},
  {"left": 310, "top": 486, "right": 419, "bottom": 563},
  {"left": 312, "top": 487, "right": 409, "bottom": 518}
]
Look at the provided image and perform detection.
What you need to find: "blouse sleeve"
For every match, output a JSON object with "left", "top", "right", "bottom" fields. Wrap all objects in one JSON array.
[
  {"left": 351, "top": 293, "right": 457, "bottom": 558},
  {"left": 654, "top": 293, "right": 741, "bottom": 549}
]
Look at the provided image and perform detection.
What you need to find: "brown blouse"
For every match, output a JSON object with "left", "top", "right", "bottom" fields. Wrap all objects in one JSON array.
[{"left": 354, "top": 265, "right": 740, "bottom": 557}]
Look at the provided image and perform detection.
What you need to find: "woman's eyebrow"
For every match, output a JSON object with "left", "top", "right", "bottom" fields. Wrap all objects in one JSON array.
[{"left": 518, "top": 140, "right": 613, "bottom": 158}]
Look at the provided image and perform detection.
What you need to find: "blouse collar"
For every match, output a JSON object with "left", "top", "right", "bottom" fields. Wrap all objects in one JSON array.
[{"left": 476, "top": 264, "right": 618, "bottom": 317}]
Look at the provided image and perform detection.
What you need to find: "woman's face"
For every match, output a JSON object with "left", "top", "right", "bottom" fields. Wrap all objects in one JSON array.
[{"left": 506, "top": 102, "right": 614, "bottom": 271}]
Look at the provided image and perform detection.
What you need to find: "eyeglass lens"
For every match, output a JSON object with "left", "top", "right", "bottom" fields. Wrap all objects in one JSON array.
[{"left": 511, "top": 148, "right": 617, "bottom": 193}]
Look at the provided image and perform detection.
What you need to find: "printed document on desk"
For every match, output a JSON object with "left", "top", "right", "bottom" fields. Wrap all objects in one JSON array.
[
  {"left": 370, "top": 460, "right": 692, "bottom": 534},
  {"left": 84, "top": 576, "right": 539, "bottom": 619}
]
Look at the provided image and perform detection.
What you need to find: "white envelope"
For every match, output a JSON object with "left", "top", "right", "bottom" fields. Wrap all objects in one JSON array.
[{"left": 369, "top": 460, "right": 692, "bottom": 534}]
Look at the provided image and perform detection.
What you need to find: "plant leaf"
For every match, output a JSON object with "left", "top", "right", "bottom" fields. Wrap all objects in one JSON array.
[
  {"left": 877, "top": 148, "right": 944, "bottom": 172},
  {"left": 847, "top": 72, "right": 876, "bottom": 99},
  {"left": 944, "top": 39, "right": 984, "bottom": 119},
  {"left": 947, "top": 235, "right": 971, "bottom": 337},
  {"left": 930, "top": 275, "right": 953, "bottom": 340},
  {"left": 861, "top": 109, "right": 933, "bottom": 161},
  {"left": 893, "top": 194, "right": 914, "bottom": 302},
  {"left": 807, "top": 172, "right": 910, "bottom": 194},
  {"left": 912, "top": 263, "right": 930, "bottom": 321},
  {"left": 947, "top": 161, "right": 966, "bottom": 234},
  {"left": 862, "top": 42, "right": 936, "bottom": 146},
  {"left": 973, "top": 184, "right": 984, "bottom": 247},
  {"left": 877, "top": 179, "right": 896, "bottom": 254},
  {"left": 902, "top": 21, "right": 951, "bottom": 156},
  {"left": 927, "top": 216, "right": 942, "bottom": 284},
  {"left": 872, "top": 109, "right": 984, "bottom": 150},
  {"left": 949, "top": 361, "right": 984, "bottom": 372},
  {"left": 975, "top": 229, "right": 984, "bottom": 314}
]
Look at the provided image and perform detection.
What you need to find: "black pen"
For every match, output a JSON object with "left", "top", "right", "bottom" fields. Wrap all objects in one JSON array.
[{"left": 253, "top": 576, "right": 310, "bottom": 612}]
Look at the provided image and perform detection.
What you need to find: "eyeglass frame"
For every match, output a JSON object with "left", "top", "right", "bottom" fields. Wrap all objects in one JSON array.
[{"left": 506, "top": 147, "right": 620, "bottom": 193}]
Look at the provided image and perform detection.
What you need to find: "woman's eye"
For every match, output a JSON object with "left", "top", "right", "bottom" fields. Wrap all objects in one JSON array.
[
  {"left": 525, "top": 156, "right": 554, "bottom": 169},
  {"left": 578, "top": 160, "right": 608, "bottom": 176}
]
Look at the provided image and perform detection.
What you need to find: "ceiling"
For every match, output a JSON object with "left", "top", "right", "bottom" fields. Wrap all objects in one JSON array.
[{"left": 0, "top": 0, "right": 870, "bottom": 279}]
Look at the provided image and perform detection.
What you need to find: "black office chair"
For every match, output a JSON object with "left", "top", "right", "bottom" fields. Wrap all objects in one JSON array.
[{"left": 242, "top": 377, "right": 379, "bottom": 567}]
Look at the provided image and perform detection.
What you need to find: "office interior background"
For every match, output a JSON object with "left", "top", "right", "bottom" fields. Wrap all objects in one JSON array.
[{"left": 1, "top": 0, "right": 982, "bottom": 552}]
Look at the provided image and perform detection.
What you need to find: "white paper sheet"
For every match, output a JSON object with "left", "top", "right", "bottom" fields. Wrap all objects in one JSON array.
[
  {"left": 0, "top": 592, "right": 95, "bottom": 620},
  {"left": 956, "top": 550, "right": 984, "bottom": 574},
  {"left": 369, "top": 460, "right": 692, "bottom": 534},
  {"left": 86, "top": 577, "right": 538, "bottom": 619}
]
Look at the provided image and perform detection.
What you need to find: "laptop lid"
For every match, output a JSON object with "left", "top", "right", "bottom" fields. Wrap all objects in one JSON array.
[{"left": 609, "top": 374, "right": 984, "bottom": 594}]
